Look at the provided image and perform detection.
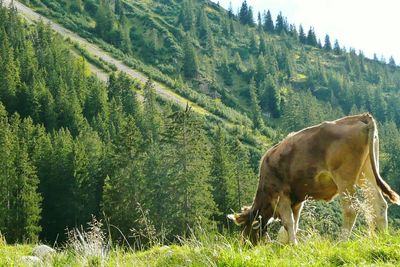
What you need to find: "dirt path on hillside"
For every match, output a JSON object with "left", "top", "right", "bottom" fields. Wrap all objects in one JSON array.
[{"left": 4, "top": 0, "right": 202, "bottom": 111}]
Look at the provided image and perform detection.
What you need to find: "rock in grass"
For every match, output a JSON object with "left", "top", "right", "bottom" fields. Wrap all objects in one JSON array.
[
  {"left": 20, "top": 255, "right": 42, "bottom": 265},
  {"left": 32, "top": 244, "right": 55, "bottom": 259}
]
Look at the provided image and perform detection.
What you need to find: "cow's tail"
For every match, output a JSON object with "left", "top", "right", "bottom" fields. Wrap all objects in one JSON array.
[{"left": 367, "top": 115, "right": 400, "bottom": 204}]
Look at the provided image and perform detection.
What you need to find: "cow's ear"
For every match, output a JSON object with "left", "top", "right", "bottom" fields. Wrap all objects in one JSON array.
[{"left": 227, "top": 213, "right": 246, "bottom": 225}]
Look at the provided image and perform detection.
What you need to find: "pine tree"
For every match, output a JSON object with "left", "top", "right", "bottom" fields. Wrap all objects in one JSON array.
[
  {"left": 298, "top": 24, "right": 306, "bottom": 44},
  {"left": 231, "top": 139, "right": 256, "bottom": 210},
  {"left": 239, "top": 0, "right": 249, "bottom": 25},
  {"left": 69, "top": 0, "right": 83, "bottom": 13},
  {"left": 249, "top": 32, "right": 258, "bottom": 54},
  {"left": 210, "top": 126, "right": 235, "bottom": 227},
  {"left": 259, "top": 36, "right": 267, "bottom": 55},
  {"left": 249, "top": 78, "right": 265, "bottom": 129},
  {"left": 197, "top": 8, "right": 211, "bottom": 47},
  {"left": 143, "top": 79, "right": 161, "bottom": 142},
  {"left": 162, "top": 105, "right": 216, "bottom": 237},
  {"left": 72, "top": 130, "right": 105, "bottom": 227},
  {"left": 13, "top": 140, "right": 42, "bottom": 242},
  {"left": 233, "top": 51, "right": 245, "bottom": 73},
  {"left": 221, "top": 17, "right": 231, "bottom": 37},
  {"left": 182, "top": 35, "right": 199, "bottom": 78},
  {"left": 141, "top": 93, "right": 164, "bottom": 234},
  {"left": 255, "top": 54, "right": 267, "bottom": 85},
  {"left": 102, "top": 115, "right": 144, "bottom": 236},
  {"left": 247, "top": 7, "right": 255, "bottom": 26},
  {"left": 255, "top": 12, "right": 262, "bottom": 32},
  {"left": 324, "top": 34, "right": 332, "bottom": 51},
  {"left": 275, "top": 12, "right": 286, "bottom": 34},
  {"left": 115, "top": 0, "right": 123, "bottom": 16},
  {"left": 179, "top": 0, "right": 195, "bottom": 31},
  {"left": 0, "top": 104, "right": 15, "bottom": 239},
  {"left": 38, "top": 129, "right": 75, "bottom": 241},
  {"left": 0, "top": 37, "right": 20, "bottom": 113},
  {"left": 372, "top": 89, "right": 387, "bottom": 122},
  {"left": 261, "top": 75, "right": 281, "bottom": 117},
  {"left": 119, "top": 15, "right": 132, "bottom": 54},
  {"left": 107, "top": 72, "right": 139, "bottom": 116},
  {"left": 94, "top": 0, "right": 114, "bottom": 39},
  {"left": 220, "top": 53, "right": 233, "bottom": 86},
  {"left": 289, "top": 24, "right": 298, "bottom": 39},
  {"left": 306, "top": 27, "right": 318, "bottom": 46},
  {"left": 317, "top": 38, "right": 322, "bottom": 49},
  {"left": 84, "top": 76, "right": 109, "bottom": 121},
  {"left": 228, "top": 1, "right": 234, "bottom": 18},
  {"left": 19, "top": 41, "right": 38, "bottom": 87},
  {"left": 333, "top": 39, "right": 341, "bottom": 55},
  {"left": 389, "top": 56, "right": 396, "bottom": 67},
  {"left": 263, "top": 10, "right": 274, "bottom": 32},
  {"left": 345, "top": 54, "right": 353, "bottom": 73}
]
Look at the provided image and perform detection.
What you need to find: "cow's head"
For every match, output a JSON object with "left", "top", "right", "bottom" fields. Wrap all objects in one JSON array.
[{"left": 227, "top": 206, "right": 266, "bottom": 244}]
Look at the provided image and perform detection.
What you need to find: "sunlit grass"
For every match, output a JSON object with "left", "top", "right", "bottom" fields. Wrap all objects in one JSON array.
[{"left": 4, "top": 230, "right": 400, "bottom": 266}]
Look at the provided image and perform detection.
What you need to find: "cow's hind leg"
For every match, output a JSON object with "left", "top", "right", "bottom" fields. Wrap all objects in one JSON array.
[
  {"left": 358, "top": 160, "right": 388, "bottom": 232},
  {"left": 339, "top": 187, "right": 357, "bottom": 240},
  {"left": 292, "top": 202, "right": 304, "bottom": 233},
  {"left": 332, "top": 152, "right": 366, "bottom": 240},
  {"left": 277, "top": 194, "right": 297, "bottom": 245},
  {"left": 334, "top": 170, "right": 360, "bottom": 240}
]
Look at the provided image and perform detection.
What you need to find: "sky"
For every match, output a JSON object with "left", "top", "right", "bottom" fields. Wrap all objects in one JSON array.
[{"left": 212, "top": 0, "right": 399, "bottom": 64}]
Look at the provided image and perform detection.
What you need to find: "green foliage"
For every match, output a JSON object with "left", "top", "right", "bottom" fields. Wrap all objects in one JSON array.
[
  {"left": 275, "top": 12, "right": 288, "bottom": 34},
  {"left": 263, "top": 10, "right": 274, "bottom": 32},
  {"left": 182, "top": 34, "right": 199, "bottom": 78},
  {"left": 0, "top": 106, "right": 41, "bottom": 243},
  {"left": 249, "top": 79, "right": 265, "bottom": 129},
  {"left": 298, "top": 24, "right": 306, "bottom": 44},
  {"left": 161, "top": 106, "right": 216, "bottom": 237},
  {"left": 282, "top": 90, "right": 343, "bottom": 133},
  {"left": 102, "top": 114, "right": 144, "bottom": 236},
  {"left": 324, "top": 34, "right": 332, "bottom": 51},
  {"left": 261, "top": 75, "right": 281, "bottom": 117},
  {"left": 178, "top": 0, "right": 195, "bottom": 31},
  {"left": 210, "top": 126, "right": 235, "bottom": 226},
  {"left": 94, "top": 0, "right": 114, "bottom": 40},
  {"left": 238, "top": 0, "right": 254, "bottom": 26},
  {"left": 307, "top": 27, "right": 318, "bottom": 46}
]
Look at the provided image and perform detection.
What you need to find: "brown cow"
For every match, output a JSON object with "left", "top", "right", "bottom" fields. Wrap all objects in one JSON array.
[{"left": 228, "top": 113, "right": 400, "bottom": 245}]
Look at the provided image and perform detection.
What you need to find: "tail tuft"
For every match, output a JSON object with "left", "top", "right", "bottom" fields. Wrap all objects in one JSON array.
[{"left": 389, "top": 191, "right": 400, "bottom": 205}]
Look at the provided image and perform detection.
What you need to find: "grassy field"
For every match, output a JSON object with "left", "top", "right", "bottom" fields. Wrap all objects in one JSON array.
[{"left": 4, "top": 230, "right": 400, "bottom": 266}]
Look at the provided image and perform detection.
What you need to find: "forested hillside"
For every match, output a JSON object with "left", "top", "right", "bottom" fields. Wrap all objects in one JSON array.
[
  {"left": 0, "top": 3, "right": 259, "bottom": 244},
  {"left": 2, "top": 0, "right": 400, "bottom": 247},
  {"left": 21, "top": 0, "right": 400, "bottom": 128}
]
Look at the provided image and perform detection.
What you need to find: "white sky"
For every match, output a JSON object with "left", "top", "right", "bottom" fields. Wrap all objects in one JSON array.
[{"left": 212, "top": 0, "right": 399, "bottom": 64}]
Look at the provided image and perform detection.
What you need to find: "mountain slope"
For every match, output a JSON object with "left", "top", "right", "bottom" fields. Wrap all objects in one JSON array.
[
  {"left": 5, "top": 0, "right": 268, "bottom": 147},
  {"left": 17, "top": 0, "right": 400, "bottom": 130},
  {"left": 3, "top": 0, "right": 211, "bottom": 114}
]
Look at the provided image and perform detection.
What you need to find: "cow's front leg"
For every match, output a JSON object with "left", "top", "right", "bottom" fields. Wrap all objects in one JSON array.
[{"left": 277, "top": 195, "right": 297, "bottom": 245}]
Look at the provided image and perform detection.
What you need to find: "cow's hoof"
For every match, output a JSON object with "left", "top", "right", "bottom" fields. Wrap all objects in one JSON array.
[{"left": 277, "top": 226, "right": 289, "bottom": 244}]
